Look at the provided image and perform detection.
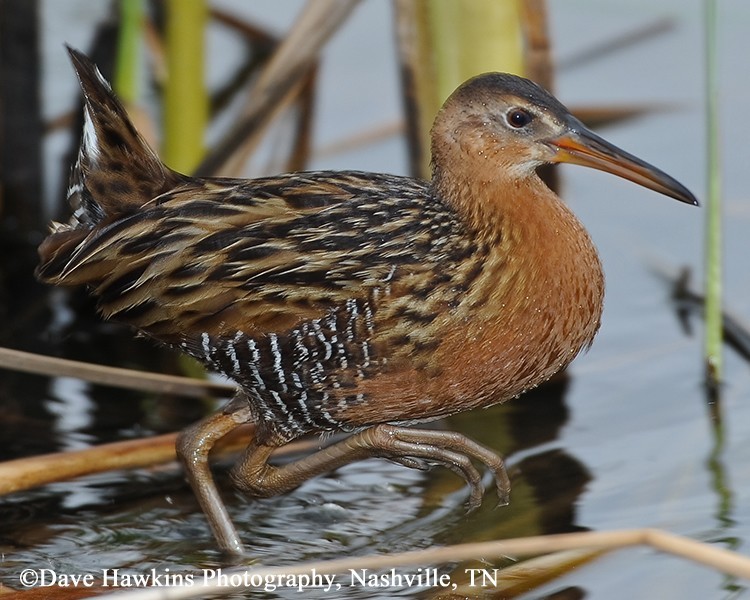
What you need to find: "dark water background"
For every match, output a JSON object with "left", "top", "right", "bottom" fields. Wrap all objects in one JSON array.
[{"left": 2, "top": 1, "right": 750, "bottom": 598}]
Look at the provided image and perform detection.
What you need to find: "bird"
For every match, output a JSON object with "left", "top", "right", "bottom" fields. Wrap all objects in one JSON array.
[{"left": 37, "top": 47, "right": 697, "bottom": 555}]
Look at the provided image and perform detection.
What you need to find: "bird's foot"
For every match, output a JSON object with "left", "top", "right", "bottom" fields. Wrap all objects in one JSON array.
[
  {"left": 369, "top": 425, "right": 511, "bottom": 509},
  {"left": 230, "top": 423, "right": 510, "bottom": 511},
  {"left": 178, "top": 415, "right": 511, "bottom": 554}
]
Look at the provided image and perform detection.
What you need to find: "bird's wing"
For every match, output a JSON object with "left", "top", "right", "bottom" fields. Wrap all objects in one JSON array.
[{"left": 40, "top": 171, "right": 447, "bottom": 342}]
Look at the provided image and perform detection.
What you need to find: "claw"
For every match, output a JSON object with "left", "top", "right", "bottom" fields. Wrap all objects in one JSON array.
[
  {"left": 379, "top": 425, "right": 511, "bottom": 506},
  {"left": 388, "top": 456, "right": 431, "bottom": 471}
]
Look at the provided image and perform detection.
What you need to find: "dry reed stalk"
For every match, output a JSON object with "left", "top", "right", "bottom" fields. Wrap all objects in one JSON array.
[
  {"left": 0, "top": 346, "right": 234, "bottom": 399},
  {"left": 199, "top": 0, "right": 360, "bottom": 177},
  {"left": 0, "top": 425, "right": 323, "bottom": 496},
  {"left": 63, "top": 529, "right": 750, "bottom": 599}
]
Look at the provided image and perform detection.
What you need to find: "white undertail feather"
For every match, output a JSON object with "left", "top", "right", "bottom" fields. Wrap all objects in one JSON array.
[{"left": 81, "top": 105, "right": 101, "bottom": 164}]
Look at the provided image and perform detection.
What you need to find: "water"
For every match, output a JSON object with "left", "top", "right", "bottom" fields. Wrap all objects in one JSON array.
[{"left": 2, "top": 1, "right": 750, "bottom": 598}]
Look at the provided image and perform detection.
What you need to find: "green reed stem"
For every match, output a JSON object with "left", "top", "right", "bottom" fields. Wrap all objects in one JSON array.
[
  {"left": 163, "top": 0, "right": 207, "bottom": 173},
  {"left": 114, "top": 0, "right": 143, "bottom": 104},
  {"left": 397, "top": 0, "right": 525, "bottom": 178},
  {"left": 704, "top": 0, "right": 723, "bottom": 391}
]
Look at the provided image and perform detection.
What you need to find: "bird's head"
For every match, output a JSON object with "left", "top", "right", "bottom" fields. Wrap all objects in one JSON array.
[{"left": 430, "top": 72, "right": 698, "bottom": 206}]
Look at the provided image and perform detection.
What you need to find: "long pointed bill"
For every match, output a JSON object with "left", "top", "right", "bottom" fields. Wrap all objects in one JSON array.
[{"left": 547, "top": 123, "right": 699, "bottom": 206}]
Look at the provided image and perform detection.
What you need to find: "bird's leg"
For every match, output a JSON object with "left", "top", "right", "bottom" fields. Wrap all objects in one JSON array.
[
  {"left": 230, "top": 424, "right": 510, "bottom": 510},
  {"left": 176, "top": 400, "right": 253, "bottom": 555}
]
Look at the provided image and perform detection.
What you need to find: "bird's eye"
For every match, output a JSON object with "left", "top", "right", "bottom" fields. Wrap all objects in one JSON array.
[{"left": 506, "top": 108, "right": 533, "bottom": 129}]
